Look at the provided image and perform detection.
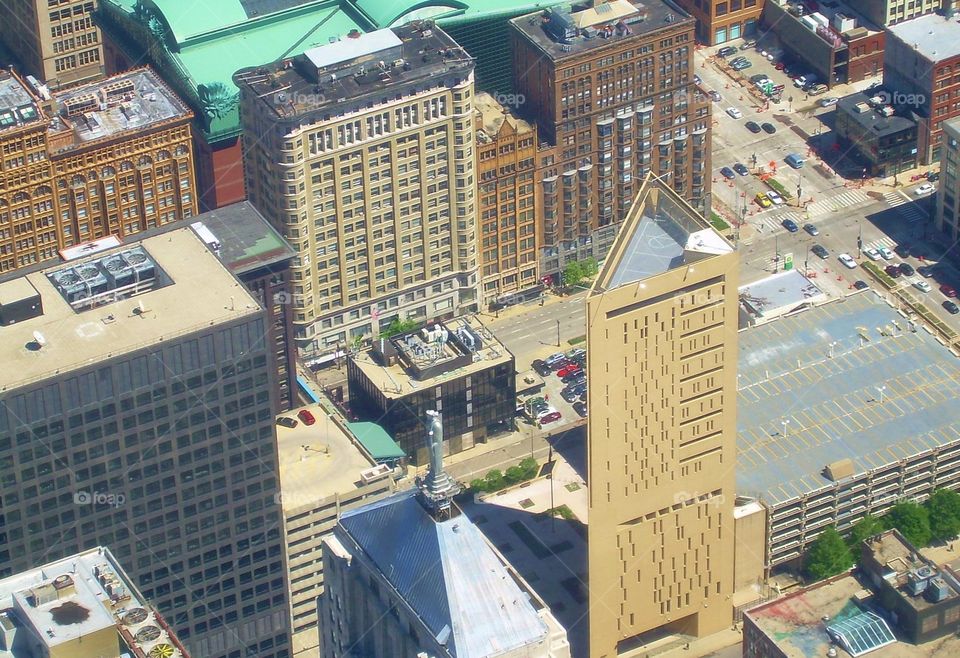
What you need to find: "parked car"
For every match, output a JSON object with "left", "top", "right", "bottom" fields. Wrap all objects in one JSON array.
[
  {"left": 819, "top": 97, "right": 840, "bottom": 107},
  {"left": 297, "top": 409, "right": 316, "bottom": 425},
  {"left": 726, "top": 107, "right": 743, "bottom": 119},
  {"left": 809, "top": 83, "right": 829, "bottom": 96},
  {"left": 914, "top": 280, "right": 932, "bottom": 292},
  {"left": 550, "top": 358, "right": 572, "bottom": 371},
  {"left": 745, "top": 120, "right": 762, "bottom": 133},
  {"left": 761, "top": 122, "right": 777, "bottom": 134},
  {"left": 709, "top": 90, "right": 722, "bottom": 102},
  {"left": 538, "top": 409, "right": 562, "bottom": 425},
  {"left": 838, "top": 253, "right": 857, "bottom": 269},
  {"left": 734, "top": 163, "right": 749, "bottom": 176},
  {"left": 563, "top": 371, "right": 587, "bottom": 385},
  {"left": 732, "top": 59, "right": 753, "bottom": 71},
  {"left": 544, "top": 352, "right": 566, "bottom": 366},
  {"left": 693, "top": 74, "right": 702, "bottom": 85},
  {"left": 717, "top": 46, "right": 738, "bottom": 58},
  {"left": 750, "top": 73, "right": 769, "bottom": 84},
  {"left": 918, "top": 265, "right": 936, "bottom": 278},
  {"left": 766, "top": 190, "right": 784, "bottom": 205},
  {"left": 785, "top": 153, "right": 805, "bottom": 168},
  {"left": 804, "top": 223, "right": 819, "bottom": 236},
  {"left": 878, "top": 246, "right": 894, "bottom": 260},
  {"left": 863, "top": 247, "right": 881, "bottom": 260},
  {"left": 941, "top": 284, "right": 957, "bottom": 297},
  {"left": 532, "top": 359, "right": 552, "bottom": 376},
  {"left": 566, "top": 347, "right": 586, "bottom": 360},
  {"left": 854, "top": 280, "right": 869, "bottom": 290},
  {"left": 557, "top": 363, "right": 580, "bottom": 377},
  {"left": 782, "top": 218, "right": 799, "bottom": 232},
  {"left": 915, "top": 182, "right": 936, "bottom": 196},
  {"left": 885, "top": 264, "right": 902, "bottom": 278},
  {"left": 811, "top": 244, "right": 829, "bottom": 259},
  {"left": 755, "top": 192, "right": 772, "bottom": 208},
  {"left": 794, "top": 74, "right": 816, "bottom": 88},
  {"left": 899, "top": 262, "right": 916, "bottom": 276},
  {"left": 927, "top": 171, "right": 941, "bottom": 182},
  {"left": 720, "top": 166, "right": 736, "bottom": 179},
  {"left": 276, "top": 416, "right": 298, "bottom": 428},
  {"left": 895, "top": 244, "right": 911, "bottom": 258},
  {"left": 945, "top": 300, "right": 960, "bottom": 315},
  {"left": 573, "top": 401, "right": 588, "bottom": 418}
]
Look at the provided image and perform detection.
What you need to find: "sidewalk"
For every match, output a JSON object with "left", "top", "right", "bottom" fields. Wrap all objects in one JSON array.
[{"left": 481, "top": 288, "right": 589, "bottom": 326}]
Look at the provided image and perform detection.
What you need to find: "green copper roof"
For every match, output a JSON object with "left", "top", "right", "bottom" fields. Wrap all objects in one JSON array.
[
  {"left": 347, "top": 422, "right": 406, "bottom": 462},
  {"left": 148, "top": 0, "right": 250, "bottom": 43},
  {"left": 351, "top": 0, "right": 562, "bottom": 28}
]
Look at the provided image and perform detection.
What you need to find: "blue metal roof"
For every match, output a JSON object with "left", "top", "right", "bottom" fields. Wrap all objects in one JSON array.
[{"left": 340, "top": 490, "right": 549, "bottom": 656}]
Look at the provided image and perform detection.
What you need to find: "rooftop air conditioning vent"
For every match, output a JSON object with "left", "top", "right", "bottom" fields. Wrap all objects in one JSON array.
[
  {"left": 135, "top": 626, "right": 161, "bottom": 643},
  {"left": 123, "top": 608, "right": 149, "bottom": 625}
]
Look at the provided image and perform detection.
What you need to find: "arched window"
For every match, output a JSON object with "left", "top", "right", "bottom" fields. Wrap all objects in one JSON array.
[
  {"left": 138, "top": 155, "right": 153, "bottom": 167},
  {"left": 102, "top": 165, "right": 117, "bottom": 177},
  {"left": 120, "top": 161, "right": 134, "bottom": 172},
  {"left": 174, "top": 145, "right": 188, "bottom": 157},
  {"left": 157, "top": 150, "right": 171, "bottom": 161}
]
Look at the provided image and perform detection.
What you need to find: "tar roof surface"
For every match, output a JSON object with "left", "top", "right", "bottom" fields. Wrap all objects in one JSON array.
[
  {"left": 736, "top": 292, "right": 960, "bottom": 506},
  {"left": 189, "top": 201, "right": 296, "bottom": 274},
  {"left": 837, "top": 92, "right": 916, "bottom": 137},
  {"left": 887, "top": 12, "right": 960, "bottom": 62},
  {"left": 0, "top": 229, "right": 259, "bottom": 393}
]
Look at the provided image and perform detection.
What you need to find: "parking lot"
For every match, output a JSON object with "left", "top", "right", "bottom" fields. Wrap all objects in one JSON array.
[{"left": 521, "top": 349, "right": 589, "bottom": 430}]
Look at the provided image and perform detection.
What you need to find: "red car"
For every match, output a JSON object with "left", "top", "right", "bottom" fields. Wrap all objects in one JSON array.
[
  {"left": 557, "top": 363, "right": 581, "bottom": 378},
  {"left": 539, "top": 411, "right": 562, "bottom": 425},
  {"left": 550, "top": 358, "right": 572, "bottom": 371},
  {"left": 941, "top": 284, "right": 958, "bottom": 298},
  {"left": 297, "top": 409, "right": 316, "bottom": 425}
]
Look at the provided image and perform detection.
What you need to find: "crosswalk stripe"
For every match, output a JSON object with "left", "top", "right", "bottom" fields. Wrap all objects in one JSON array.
[
  {"left": 864, "top": 237, "right": 896, "bottom": 249},
  {"left": 805, "top": 190, "right": 871, "bottom": 216}
]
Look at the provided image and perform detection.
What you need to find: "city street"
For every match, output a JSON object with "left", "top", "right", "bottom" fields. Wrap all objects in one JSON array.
[{"left": 484, "top": 290, "right": 588, "bottom": 359}]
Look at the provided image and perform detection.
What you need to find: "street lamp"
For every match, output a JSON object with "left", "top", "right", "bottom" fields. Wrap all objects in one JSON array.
[
  {"left": 877, "top": 386, "right": 886, "bottom": 404},
  {"left": 829, "top": 341, "right": 838, "bottom": 358},
  {"left": 556, "top": 319, "right": 561, "bottom": 347},
  {"left": 796, "top": 175, "right": 803, "bottom": 208},
  {"left": 857, "top": 221, "right": 863, "bottom": 258},
  {"left": 782, "top": 419, "right": 790, "bottom": 438}
]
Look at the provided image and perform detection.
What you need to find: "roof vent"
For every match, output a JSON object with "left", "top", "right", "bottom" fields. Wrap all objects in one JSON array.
[{"left": 348, "top": 29, "right": 361, "bottom": 39}]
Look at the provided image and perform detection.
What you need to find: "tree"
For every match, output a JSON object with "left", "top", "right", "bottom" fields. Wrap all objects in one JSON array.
[
  {"left": 885, "top": 501, "right": 932, "bottom": 548},
  {"left": 469, "top": 478, "right": 487, "bottom": 493},
  {"left": 804, "top": 526, "right": 854, "bottom": 581},
  {"left": 483, "top": 469, "right": 505, "bottom": 492},
  {"left": 379, "top": 317, "right": 421, "bottom": 339},
  {"left": 563, "top": 260, "right": 585, "bottom": 289},
  {"left": 519, "top": 457, "right": 539, "bottom": 480},
  {"left": 926, "top": 489, "right": 960, "bottom": 541},
  {"left": 582, "top": 257, "right": 599, "bottom": 278},
  {"left": 848, "top": 515, "right": 886, "bottom": 549},
  {"left": 504, "top": 466, "right": 525, "bottom": 485}
]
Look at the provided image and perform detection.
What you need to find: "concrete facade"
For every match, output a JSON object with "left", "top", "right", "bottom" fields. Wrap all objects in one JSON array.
[
  {"left": 586, "top": 175, "right": 738, "bottom": 655},
  {"left": 936, "top": 117, "right": 960, "bottom": 240},
  {"left": 235, "top": 25, "right": 480, "bottom": 357}
]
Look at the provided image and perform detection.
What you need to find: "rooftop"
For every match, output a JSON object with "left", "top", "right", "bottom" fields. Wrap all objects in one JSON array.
[
  {"left": 740, "top": 270, "right": 827, "bottom": 321},
  {"left": 347, "top": 421, "right": 407, "bottom": 462},
  {"left": 887, "top": 12, "right": 960, "bottom": 62},
  {"left": 350, "top": 316, "right": 513, "bottom": 398},
  {"left": 736, "top": 292, "right": 960, "bottom": 507},
  {"left": 275, "top": 406, "right": 377, "bottom": 513},
  {"left": 233, "top": 24, "right": 473, "bottom": 121},
  {"left": 337, "top": 490, "right": 550, "bottom": 657},
  {"left": 592, "top": 174, "right": 733, "bottom": 292},
  {"left": 0, "top": 69, "right": 43, "bottom": 132},
  {"left": 187, "top": 201, "right": 296, "bottom": 275},
  {"left": 0, "top": 547, "right": 187, "bottom": 657},
  {"left": 510, "top": 0, "right": 693, "bottom": 61},
  {"left": 0, "top": 228, "right": 259, "bottom": 394},
  {"left": 837, "top": 91, "right": 917, "bottom": 137},
  {"left": 474, "top": 91, "right": 534, "bottom": 143},
  {"left": 746, "top": 574, "right": 920, "bottom": 658},
  {"left": 48, "top": 68, "right": 190, "bottom": 150},
  {"left": 863, "top": 530, "right": 960, "bottom": 612}
]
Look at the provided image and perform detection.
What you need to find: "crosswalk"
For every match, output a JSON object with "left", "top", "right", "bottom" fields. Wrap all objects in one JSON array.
[
  {"left": 862, "top": 236, "right": 897, "bottom": 251},
  {"left": 804, "top": 189, "right": 871, "bottom": 217},
  {"left": 753, "top": 210, "right": 801, "bottom": 232},
  {"left": 883, "top": 191, "right": 928, "bottom": 223}
]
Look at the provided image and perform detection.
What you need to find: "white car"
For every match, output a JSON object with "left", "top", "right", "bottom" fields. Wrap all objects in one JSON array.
[
  {"left": 819, "top": 97, "right": 840, "bottom": 108},
  {"left": 914, "top": 280, "right": 932, "bottom": 293},
  {"left": 838, "top": 253, "right": 857, "bottom": 269},
  {"left": 766, "top": 190, "right": 785, "bottom": 205},
  {"left": 915, "top": 183, "right": 936, "bottom": 196},
  {"left": 863, "top": 247, "right": 881, "bottom": 260},
  {"left": 879, "top": 246, "right": 894, "bottom": 260},
  {"left": 726, "top": 107, "right": 743, "bottom": 119}
]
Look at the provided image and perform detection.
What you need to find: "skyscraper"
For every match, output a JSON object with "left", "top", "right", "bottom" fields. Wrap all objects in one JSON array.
[
  {"left": 235, "top": 24, "right": 479, "bottom": 358},
  {"left": 0, "top": 0, "right": 104, "bottom": 89},
  {"left": 0, "top": 228, "right": 290, "bottom": 658},
  {"left": 585, "top": 174, "right": 738, "bottom": 655}
]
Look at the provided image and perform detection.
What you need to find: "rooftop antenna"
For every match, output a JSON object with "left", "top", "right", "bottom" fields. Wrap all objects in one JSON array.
[{"left": 416, "top": 410, "right": 461, "bottom": 519}]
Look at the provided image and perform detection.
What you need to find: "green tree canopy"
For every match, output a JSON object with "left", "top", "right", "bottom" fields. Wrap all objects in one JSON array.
[
  {"left": 582, "top": 257, "right": 599, "bottom": 277},
  {"left": 804, "top": 526, "right": 854, "bottom": 581},
  {"left": 379, "top": 317, "right": 421, "bottom": 338},
  {"left": 885, "top": 501, "right": 932, "bottom": 548},
  {"left": 563, "top": 261, "right": 585, "bottom": 289},
  {"left": 848, "top": 515, "right": 886, "bottom": 549},
  {"left": 925, "top": 489, "right": 960, "bottom": 541}
]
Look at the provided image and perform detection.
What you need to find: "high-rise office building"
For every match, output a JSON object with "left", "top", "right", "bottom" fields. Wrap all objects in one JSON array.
[
  {"left": 0, "top": 0, "right": 104, "bottom": 89},
  {"left": 0, "top": 546, "right": 191, "bottom": 658},
  {"left": 0, "top": 66, "right": 197, "bottom": 274},
  {"left": 235, "top": 24, "right": 479, "bottom": 358},
  {"left": 510, "top": 0, "right": 712, "bottom": 280},
  {"left": 474, "top": 91, "right": 540, "bottom": 306},
  {"left": 0, "top": 228, "right": 290, "bottom": 658},
  {"left": 936, "top": 117, "right": 960, "bottom": 241},
  {"left": 585, "top": 174, "right": 737, "bottom": 656}
]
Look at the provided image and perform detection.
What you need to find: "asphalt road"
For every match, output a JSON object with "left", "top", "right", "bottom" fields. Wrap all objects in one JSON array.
[{"left": 485, "top": 291, "right": 588, "bottom": 359}]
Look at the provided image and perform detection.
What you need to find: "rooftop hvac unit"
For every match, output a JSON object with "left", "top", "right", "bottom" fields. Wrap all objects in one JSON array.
[
  {"left": 119, "top": 248, "right": 156, "bottom": 281},
  {"left": 101, "top": 253, "right": 136, "bottom": 288},
  {"left": 926, "top": 577, "right": 952, "bottom": 602}
]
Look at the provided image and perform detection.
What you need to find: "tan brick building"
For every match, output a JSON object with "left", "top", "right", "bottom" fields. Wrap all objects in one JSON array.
[
  {"left": 474, "top": 92, "right": 539, "bottom": 306},
  {"left": 0, "top": 66, "right": 197, "bottom": 273},
  {"left": 0, "top": 0, "right": 104, "bottom": 89},
  {"left": 586, "top": 174, "right": 737, "bottom": 655}
]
